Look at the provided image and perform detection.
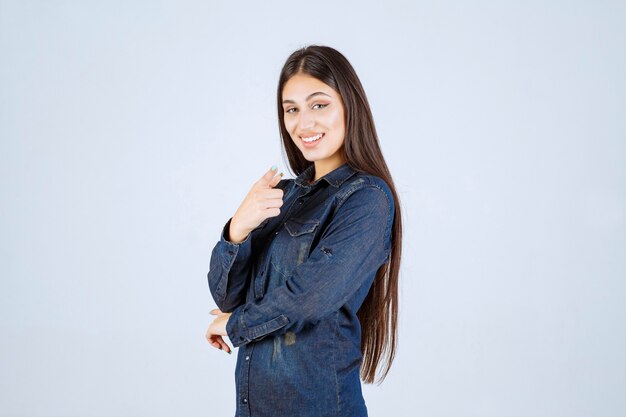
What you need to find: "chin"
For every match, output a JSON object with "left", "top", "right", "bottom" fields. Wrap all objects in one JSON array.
[{"left": 301, "top": 151, "right": 330, "bottom": 161}]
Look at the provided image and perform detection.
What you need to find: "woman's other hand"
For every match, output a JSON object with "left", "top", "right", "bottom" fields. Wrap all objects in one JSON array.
[
  {"left": 228, "top": 166, "right": 284, "bottom": 243},
  {"left": 206, "top": 308, "right": 233, "bottom": 354}
]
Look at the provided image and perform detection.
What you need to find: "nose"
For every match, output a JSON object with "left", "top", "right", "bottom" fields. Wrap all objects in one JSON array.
[{"left": 298, "top": 109, "right": 315, "bottom": 130}]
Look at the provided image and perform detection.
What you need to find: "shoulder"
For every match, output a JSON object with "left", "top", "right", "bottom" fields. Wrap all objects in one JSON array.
[
  {"left": 337, "top": 173, "right": 394, "bottom": 214},
  {"left": 335, "top": 173, "right": 395, "bottom": 256}
]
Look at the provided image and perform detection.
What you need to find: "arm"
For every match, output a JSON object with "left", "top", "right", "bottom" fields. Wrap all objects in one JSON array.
[
  {"left": 225, "top": 184, "right": 394, "bottom": 348},
  {"left": 207, "top": 177, "right": 290, "bottom": 312},
  {"left": 207, "top": 216, "right": 259, "bottom": 312}
]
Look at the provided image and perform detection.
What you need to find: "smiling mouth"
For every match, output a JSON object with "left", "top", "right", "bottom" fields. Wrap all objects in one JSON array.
[{"left": 301, "top": 133, "right": 324, "bottom": 143}]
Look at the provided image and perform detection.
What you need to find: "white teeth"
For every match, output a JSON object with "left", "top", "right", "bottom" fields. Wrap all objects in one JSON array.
[{"left": 302, "top": 133, "right": 323, "bottom": 142}]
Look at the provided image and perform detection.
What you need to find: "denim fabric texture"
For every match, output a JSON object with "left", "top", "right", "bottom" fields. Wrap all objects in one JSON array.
[{"left": 207, "top": 162, "right": 394, "bottom": 417}]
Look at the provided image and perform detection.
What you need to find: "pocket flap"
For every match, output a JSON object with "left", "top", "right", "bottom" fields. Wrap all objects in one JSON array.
[{"left": 285, "top": 218, "right": 319, "bottom": 237}]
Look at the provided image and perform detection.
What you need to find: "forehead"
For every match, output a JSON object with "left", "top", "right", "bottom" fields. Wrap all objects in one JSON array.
[{"left": 282, "top": 74, "right": 336, "bottom": 99}]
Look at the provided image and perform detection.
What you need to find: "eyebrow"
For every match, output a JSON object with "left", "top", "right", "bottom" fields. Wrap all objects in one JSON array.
[{"left": 282, "top": 91, "right": 331, "bottom": 105}]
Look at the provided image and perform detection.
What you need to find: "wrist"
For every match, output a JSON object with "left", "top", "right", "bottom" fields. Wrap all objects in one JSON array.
[{"left": 228, "top": 222, "right": 250, "bottom": 244}]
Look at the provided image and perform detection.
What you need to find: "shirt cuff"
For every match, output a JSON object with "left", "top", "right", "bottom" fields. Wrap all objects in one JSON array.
[
  {"left": 213, "top": 217, "right": 253, "bottom": 301},
  {"left": 226, "top": 303, "right": 290, "bottom": 348},
  {"left": 220, "top": 217, "right": 252, "bottom": 246},
  {"left": 219, "top": 217, "right": 253, "bottom": 262}
]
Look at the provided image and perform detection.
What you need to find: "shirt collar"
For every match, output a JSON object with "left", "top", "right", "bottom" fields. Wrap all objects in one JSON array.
[{"left": 294, "top": 162, "right": 357, "bottom": 189}]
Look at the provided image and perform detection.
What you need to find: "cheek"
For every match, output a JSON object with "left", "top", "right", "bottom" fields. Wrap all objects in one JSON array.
[
  {"left": 327, "top": 106, "right": 344, "bottom": 127},
  {"left": 284, "top": 119, "right": 296, "bottom": 135},
  {"left": 287, "top": 124, "right": 300, "bottom": 144},
  {"left": 329, "top": 112, "right": 345, "bottom": 136}
]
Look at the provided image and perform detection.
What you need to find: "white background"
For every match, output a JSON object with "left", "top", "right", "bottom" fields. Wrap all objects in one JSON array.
[{"left": 1, "top": 1, "right": 624, "bottom": 416}]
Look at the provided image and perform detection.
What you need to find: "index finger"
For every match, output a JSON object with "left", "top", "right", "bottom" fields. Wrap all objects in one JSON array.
[
  {"left": 259, "top": 165, "right": 281, "bottom": 188},
  {"left": 268, "top": 170, "right": 284, "bottom": 188}
]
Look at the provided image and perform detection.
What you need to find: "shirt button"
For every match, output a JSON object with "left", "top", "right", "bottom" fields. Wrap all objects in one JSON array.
[
  {"left": 245, "top": 355, "right": 250, "bottom": 361},
  {"left": 274, "top": 231, "right": 279, "bottom": 235},
  {"left": 242, "top": 398, "right": 248, "bottom": 404}
]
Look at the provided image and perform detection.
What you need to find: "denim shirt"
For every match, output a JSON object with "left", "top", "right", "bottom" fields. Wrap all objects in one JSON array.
[{"left": 207, "top": 162, "right": 394, "bottom": 417}]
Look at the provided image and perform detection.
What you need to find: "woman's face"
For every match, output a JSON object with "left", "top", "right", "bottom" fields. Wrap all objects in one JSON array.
[{"left": 282, "top": 73, "right": 346, "bottom": 169}]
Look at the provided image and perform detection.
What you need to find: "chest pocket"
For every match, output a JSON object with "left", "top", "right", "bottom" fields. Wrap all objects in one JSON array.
[
  {"left": 285, "top": 218, "right": 319, "bottom": 236},
  {"left": 284, "top": 218, "right": 320, "bottom": 265},
  {"left": 267, "top": 217, "right": 320, "bottom": 289}
]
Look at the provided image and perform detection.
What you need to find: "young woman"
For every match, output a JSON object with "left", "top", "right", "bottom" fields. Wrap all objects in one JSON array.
[{"left": 206, "top": 45, "right": 403, "bottom": 417}]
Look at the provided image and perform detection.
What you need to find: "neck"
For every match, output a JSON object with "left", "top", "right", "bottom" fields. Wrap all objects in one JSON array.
[{"left": 311, "top": 153, "right": 347, "bottom": 183}]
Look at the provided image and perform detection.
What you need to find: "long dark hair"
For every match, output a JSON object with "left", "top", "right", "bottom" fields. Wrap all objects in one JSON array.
[{"left": 276, "top": 45, "right": 403, "bottom": 385}]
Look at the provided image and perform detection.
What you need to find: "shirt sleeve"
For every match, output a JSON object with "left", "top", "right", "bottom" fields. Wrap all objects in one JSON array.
[
  {"left": 225, "top": 184, "right": 394, "bottom": 348},
  {"left": 207, "top": 179, "right": 290, "bottom": 312},
  {"left": 207, "top": 216, "right": 257, "bottom": 312}
]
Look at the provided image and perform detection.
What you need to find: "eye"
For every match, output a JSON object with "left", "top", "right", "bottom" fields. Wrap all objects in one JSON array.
[{"left": 285, "top": 103, "right": 327, "bottom": 114}]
